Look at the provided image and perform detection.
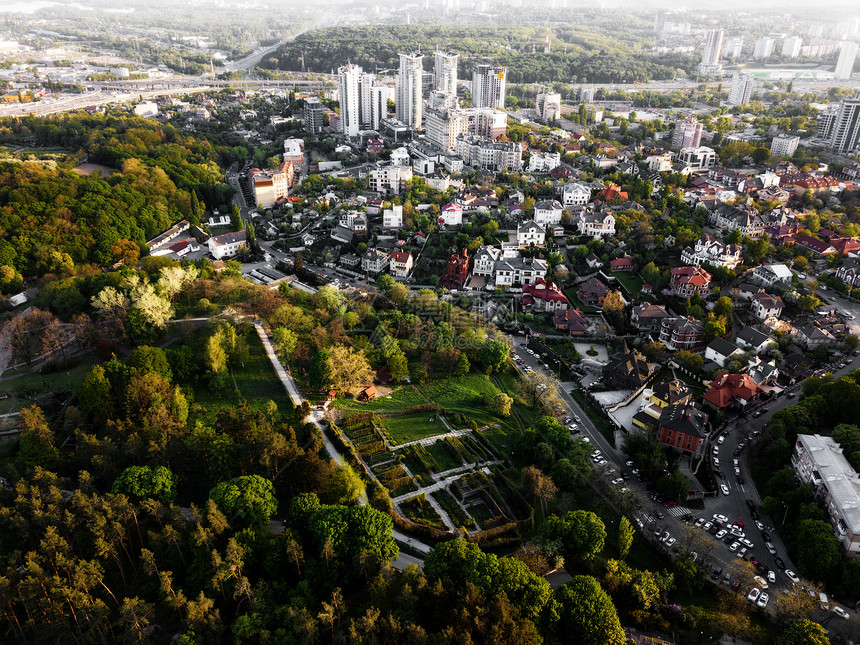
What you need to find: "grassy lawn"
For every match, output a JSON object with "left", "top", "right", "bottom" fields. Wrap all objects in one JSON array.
[
  {"left": 381, "top": 413, "right": 446, "bottom": 445},
  {"left": 562, "top": 288, "right": 600, "bottom": 313},
  {"left": 331, "top": 384, "right": 428, "bottom": 413},
  {"left": 400, "top": 495, "right": 446, "bottom": 530},
  {"left": 427, "top": 440, "right": 463, "bottom": 472},
  {"left": 416, "top": 374, "right": 504, "bottom": 429},
  {"left": 612, "top": 271, "right": 643, "bottom": 296},
  {"left": 0, "top": 352, "right": 101, "bottom": 415},
  {"left": 190, "top": 325, "right": 297, "bottom": 430}
]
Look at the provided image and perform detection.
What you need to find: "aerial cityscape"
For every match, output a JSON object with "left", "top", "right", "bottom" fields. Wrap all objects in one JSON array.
[{"left": 2, "top": 0, "right": 860, "bottom": 643}]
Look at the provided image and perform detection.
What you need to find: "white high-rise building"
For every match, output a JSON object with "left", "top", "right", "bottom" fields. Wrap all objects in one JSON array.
[
  {"left": 753, "top": 37, "right": 775, "bottom": 59},
  {"left": 699, "top": 28, "right": 724, "bottom": 75},
  {"left": 723, "top": 38, "right": 744, "bottom": 59},
  {"left": 434, "top": 51, "right": 459, "bottom": 96},
  {"left": 829, "top": 93, "right": 860, "bottom": 154},
  {"left": 727, "top": 73, "right": 754, "bottom": 106},
  {"left": 835, "top": 41, "right": 859, "bottom": 81},
  {"left": 770, "top": 134, "right": 800, "bottom": 157},
  {"left": 472, "top": 64, "right": 507, "bottom": 109},
  {"left": 358, "top": 72, "right": 377, "bottom": 130},
  {"left": 370, "top": 85, "right": 388, "bottom": 131},
  {"left": 396, "top": 52, "right": 424, "bottom": 128},
  {"left": 672, "top": 115, "right": 703, "bottom": 149},
  {"left": 536, "top": 92, "right": 561, "bottom": 122},
  {"left": 782, "top": 36, "right": 803, "bottom": 59},
  {"left": 337, "top": 64, "right": 362, "bottom": 138}
]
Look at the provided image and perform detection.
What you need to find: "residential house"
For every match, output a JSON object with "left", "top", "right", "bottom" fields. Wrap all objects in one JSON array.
[
  {"left": 836, "top": 260, "right": 860, "bottom": 288},
  {"left": 831, "top": 237, "right": 860, "bottom": 256},
  {"left": 358, "top": 386, "right": 378, "bottom": 402},
  {"left": 751, "top": 263, "right": 793, "bottom": 288},
  {"left": 657, "top": 402, "right": 708, "bottom": 457},
  {"left": 631, "top": 303, "right": 671, "bottom": 332},
  {"left": 703, "top": 372, "right": 762, "bottom": 410},
  {"left": 602, "top": 343, "right": 658, "bottom": 389},
  {"left": 517, "top": 220, "right": 546, "bottom": 248},
  {"left": 648, "top": 378, "right": 693, "bottom": 409},
  {"left": 609, "top": 256, "right": 634, "bottom": 272},
  {"left": 562, "top": 181, "right": 591, "bottom": 207},
  {"left": 585, "top": 253, "right": 602, "bottom": 270},
  {"left": 533, "top": 200, "right": 565, "bottom": 226},
  {"left": 748, "top": 356, "right": 780, "bottom": 385},
  {"left": 578, "top": 276, "right": 610, "bottom": 306},
  {"left": 389, "top": 250, "right": 414, "bottom": 277},
  {"left": 704, "top": 338, "right": 744, "bottom": 368},
  {"left": 382, "top": 205, "right": 404, "bottom": 229},
  {"left": 736, "top": 326, "right": 776, "bottom": 353},
  {"left": 554, "top": 308, "right": 588, "bottom": 335},
  {"left": 208, "top": 230, "right": 247, "bottom": 260},
  {"left": 438, "top": 202, "right": 464, "bottom": 226},
  {"left": 523, "top": 278, "right": 570, "bottom": 312},
  {"left": 680, "top": 235, "right": 742, "bottom": 269},
  {"left": 598, "top": 183, "right": 629, "bottom": 201},
  {"left": 796, "top": 325, "right": 837, "bottom": 348},
  {"left": 793, "top": 235, "right": 837, "bottom": 256},
  {"left": 362, "top": 248, "right": 390, "bottom": 275},
  {"left": 659, "top": 316, "right": 705, "bottom": 351},
  {"left": 670, "top": 266, "right": 712, "bottom": 298},
  {"left": 472, "top": 246, "right": 501, "bottom": 277},
  {"left": 709, "top": 200, "right": 766, "bottom": 238},
  {"left": 751, "top": 291, "right": 785, "bottom": 320},
  {"left": 792, "top": 434, "right": 860, "bottom": 556},
  {"left": 577, "top": 211, "right": 616, "bottom": 238},
  {"left": 494, "top": 257, "right": 548, "bottom": 286}
]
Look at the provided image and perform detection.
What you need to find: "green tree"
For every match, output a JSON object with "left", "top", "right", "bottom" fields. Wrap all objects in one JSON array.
[
  {"left": 18, "top": 406, "right": 60, "bottom": 469},
  {"left": 776, "top": 618, "right": 831, "bottom": 645},
  {"left": 794, "top": 519, "right": 841, "bottom": 582},
  {"left": 542, "top": 510, "right": 606, "bottom": 562},
  {"left": 480, "top": 339, "right": 509, "bottom": 374},
  {"left": 111, "top": 465, "right": 177, "bottom": 504},
  {"left": 618, "top": 516, "right": 634, "bottom": 560},
  {"left": 209, "top": 475, "right": 278, "bottom": 527},
  {"left": 326, "top": 345, "right": 374, "bottom": 395},
  {"left": 128, "top": 346, "right": 173, "bottom": 381},
  {"left": 713, "top": 296, "right": 733, "bottom": 318},
  {"left": 674, "top": 349, "right": 704, "bottom": 372},
  {"left": 272, "top": 327, "right": 298, "bottom": 362},
  {"left": 492, "top": 393, "right": 513, "bottom": 418},
  {"left": 555, "top": 576, "right": 626, "bottom": 645}
]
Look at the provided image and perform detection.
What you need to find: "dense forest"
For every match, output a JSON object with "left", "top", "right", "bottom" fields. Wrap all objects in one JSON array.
[
  {"left": 260, "top": 25, "right": 696, "bottom": 85},
  {"left": 0, "top": 114, "right": 233, "bottom": 284}
]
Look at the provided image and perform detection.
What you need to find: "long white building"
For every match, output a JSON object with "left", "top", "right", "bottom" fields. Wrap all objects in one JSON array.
[{"left": 337, "top": 64, "right": 362, "bottom": 138}]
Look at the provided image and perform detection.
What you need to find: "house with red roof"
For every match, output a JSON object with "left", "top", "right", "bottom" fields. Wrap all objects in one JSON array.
[
  {"left": 389, "top": 250, "right": 413, "bottom": 277},
  {"left": 832, "top": 237, "right": 860, "bottom": 255},
  {"left": 670, "top": 266, "right": 712, "bottom": 298},
  {"left": 703, "top": 372, "right": 762, "bottom": 410},
  {"left": 609, "top": 256, "right": 634, "bottom": 272},
  {"left": 598, "top": 182, "right": 629, "bottom": 201},
  {"left": 523, "top": 278, "right": 571, "bottom": 312}
]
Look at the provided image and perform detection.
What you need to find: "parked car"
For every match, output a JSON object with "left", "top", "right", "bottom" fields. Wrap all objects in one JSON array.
[
  {"left": 833, "top": 606, "right": 849, "bottom": 619},
  {"left": 695, "top": 518, "right": 705, "bottom": 528},
  {"left": 717, "top": 436, "right": 725, "bottom": 444},
  {"left": 715, "top": 529, "right": 728, "bottom": 539},
  {"left": 721, "top": 484, "right": 730, "bottom": 496},
  {"left": 729, "top": 541, "right": 740, "bottom": 552},
  {"left": 713, "top": 514, "right": 728, "bottom": 524},
  {"left": 755, "top": 520, "right": 764, "bottom": 531},
  {"left": 747, "top": 587, "right": 761, "bottom": 603},
  {"left": 753, "top": 576, "right": 768, "bottom": 590},
  {"left": 766, "top": 542, "right": 777, "bottom": 555},
  {"left": 757, "top": 592, "right": 769, "bottom": 608}
]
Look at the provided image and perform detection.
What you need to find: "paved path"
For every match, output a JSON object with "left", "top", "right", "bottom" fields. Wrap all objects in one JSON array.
[
  {"left": 391, "top": 461, "right": 502, "bottom": 504},
  {"left": 392, "top": 552, "right": 424, "bottom": 571},
  {"left": 394, "top": 426, "right": 473, "bottom": 450}
]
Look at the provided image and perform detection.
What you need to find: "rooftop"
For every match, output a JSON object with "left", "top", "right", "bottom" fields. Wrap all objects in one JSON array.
[{"left": 797, "top": 434, "right": 860, "bottom": 535}]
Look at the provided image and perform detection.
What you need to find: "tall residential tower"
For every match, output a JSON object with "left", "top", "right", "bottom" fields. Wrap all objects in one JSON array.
[
  {"left": 698, "top": 28, "right": 724, "bottom": 75},
  {"left": 472, "top": 63, "right": 507, "bottom": 109},
  {"left": 434, "top": 51, "right": 459, "bottom": 96},
  {"left": 396, "top": 52, "right": 424, "bottom": 128}
]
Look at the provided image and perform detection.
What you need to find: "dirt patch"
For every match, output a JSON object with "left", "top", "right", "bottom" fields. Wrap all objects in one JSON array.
[{"left": 73, "top": 163, "right": 112, "bottom": 178}]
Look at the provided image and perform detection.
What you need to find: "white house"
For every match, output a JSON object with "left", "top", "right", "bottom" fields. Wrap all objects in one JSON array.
[
  {"left": 494, "top": 257, "right": 548, "bottom": 286},
  {"left": 389, "top": 250, "right": 413, "bottom": 277},
  {"left": 472, "top": 246, "right": 501, "bottom": 276},
  {"left": 528, "top": 151, "right": 562, "bottom": 173},
  {"left": 383, "top": 205, "right": 403, "bottom": 229},
  {"left": 533, "top": 200, "right": 564, "bottom": 226},
  {"left": 577, "top": 211, "right": 616, "bottom": 238},
  {"left": 680, "top": 235, "right": 742, "bottom": 269},
  {"left": 362, "top": 248, "right": 390, "bottom": 275},
  {"left": 390, "top": 147, "right": 412, "bottom": 167},
  {"left": 208, "top": 230, "right": 247, "bottom": 260},
  {"left": 705, "top": 338, "right": 744, "bottom": 368},
  {"left": 751, "top": 291, "right": 785, "bottom": 320},
  {"left": 677, "top": 146, "right": 716, "bottom": 172},
  {"left": 439, "top": 203, "right": 464, "bottom": 227},
  {"left": 752, "top": 264, "right": 793, "bottom": 288},
  {"left": 562, "top": 181, "right": 591, "bottom": 207},
  {"left": 517, "top": 220, "right": 546, "bottom": 247}
]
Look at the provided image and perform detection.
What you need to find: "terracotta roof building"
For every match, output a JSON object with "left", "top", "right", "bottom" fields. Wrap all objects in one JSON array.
[
  {"left": 670, "top": 266, "right": 712, "bottom": 298},
  {"left": 703, "top": 372, "right": 762, "bottom": 409}
]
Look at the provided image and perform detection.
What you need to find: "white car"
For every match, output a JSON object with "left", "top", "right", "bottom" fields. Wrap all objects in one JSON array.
[
  {"left": 833, "top": 606, "right": 849, "bottom": 619},
  {"left": 665, "top": 537, "right": 676, "bottom": 548},
  {"left": 755, "top": 520, "right": 764, "bottom": 531},
  {"left": 734, "top": 466, "right": 741, "bottom": 476},
  {"left": 713, "top": 514, "right": 728, "bottom": 524},
  {"left": 611, "top": 478, "right": 624, "bottom": 485},
  {"left": 712, "top": 446, "right": 719, "bottom": 455},
  {"left": 740, "top": 538, "right": 754, "bottom": 549},
  {"left": 733, "top": 459, "right": 739, "bottom": 467},
  {"left": 715, "top": 529, "right": 728, "bottom": 539},
  {"left": 766, "top": 542, "right": 777, "bottom": 555},
  {"left": 695, "top": 518, "right": 705, "bottom": 528},
  {"left": 767, "top": 570, "right": 776, "bottom": 584},
  {"left": 785, "top": 570, "right": 800, "bottom": 583},
  {"left": 757, "top": 592, "right": 769, "bottom": 608},
  {"left": 721, "top": 484, "right": 730, "bottom": 496},
  {"left": 713, "top": 457, "right": 720, "bottom": 467},
  {"left": 702, "top": 522, "right": 713, "bottom": 532},
  {"left": 737, "top": 547, "right": 748, "bottom": 558},
  {"left": 753, "top": 575, "right": 768, "bottom": 590},
  {"left": 729, "top": 541, "right": 740, "bottom": 552},
  {"left": 717, "top": 436, "right": 725, "bottom": 444},
  {"left": 747, "top": 587, "right": 761, "bottom": 603}
]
